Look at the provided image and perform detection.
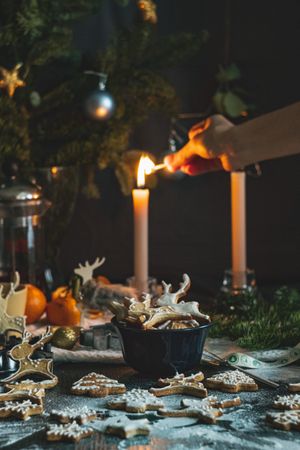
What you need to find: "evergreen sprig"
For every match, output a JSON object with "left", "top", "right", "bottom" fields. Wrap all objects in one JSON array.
[{"left": 210, "top": 287, "right": 300, "bottom": 350}]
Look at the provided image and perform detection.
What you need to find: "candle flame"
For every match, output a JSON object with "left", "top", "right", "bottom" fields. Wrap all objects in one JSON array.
[{"left": 137, "top": 155, "right": 155, "bottom": 187}]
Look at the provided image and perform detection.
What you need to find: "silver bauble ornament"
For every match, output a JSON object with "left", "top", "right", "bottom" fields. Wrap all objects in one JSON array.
[
  {"left": 84, "top": 71, "right": 115, "bottom": 121},
  {"left": 85, "top": 89, "right": 115, "bottom": 120}
]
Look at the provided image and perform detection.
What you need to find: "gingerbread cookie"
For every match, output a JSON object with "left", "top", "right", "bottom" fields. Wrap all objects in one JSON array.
[
  {"left": 288, "top": 383, "right": 300, "bottom": 393},
  {"left": 46, "top": 421, "right": 94, "bottom": 442},
  {"left": 96, "top": 416, "right": 150, "bottom": 439},
  {"left": 71, "top": 372, "right": 126, "bottom": 397},
  {"left": 149, "top": 372, "right": 207, "bottom": 398},
  {"left": 273, "top": 394, "right": 300, "bottom": 410},
  {"left": 50, "top": 406, "right": 98, "bottom": 424},
  {"left": 266, "top": 410, "right": 300, "bottom": 431},
  {"left": 159, "top": 400, "right": 222, "bottom": 424},
  {"left": 204, "top": 370, "right": 258, "bottom": 393},
  {"left": 0, "top": 398, "right": 43, "bottom": 420},
  {"left": 182, "top": 396, "right": 241, "bottom": 410},
  {"left": 107, "top": 388, "right": 164, "bottom": 413},
  {"left": 0, "top": 383, "right": 44, "bottom": 403}
]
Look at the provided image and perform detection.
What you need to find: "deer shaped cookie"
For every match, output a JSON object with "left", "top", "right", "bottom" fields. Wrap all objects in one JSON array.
[
  {"left": 157, "top": 274, "right": 191, "bottom": 306},
  {"left": 1, "top": 327, "right": 58, "bottom": 388},
  {"left": 156, "top": 274, "right": 210, "bottom": 323},
  {"left": 0, "top": 272, "right": 25, "bottom": 335}
]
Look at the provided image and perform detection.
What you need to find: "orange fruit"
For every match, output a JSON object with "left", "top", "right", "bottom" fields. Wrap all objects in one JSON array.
[
  {"left": 51, "top": 286, "right": 69, "bottom": 302},
  {"left": 25, "top": 284, "right": 47, "bottom": 324},
  {"left": 47, "top": 289, "right": 81, "bottom": 326}
]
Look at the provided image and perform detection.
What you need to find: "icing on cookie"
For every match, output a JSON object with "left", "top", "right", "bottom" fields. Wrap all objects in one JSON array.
[
  {"left": 273, "top": 394, "right": 300, "bottom": 410},
  {"left": 266, "top": 410, "right": 300, "bottom": 431},
  {"left": 47, "top": 421, "right": 94, "bottom": 440},
  {"left": 95, "top": 416, "right": 150, "bottom": 438},
  {"left": 108, "top": 388, "right": 164, "bottom": 412},
  {"left": 206, "top": 370, "right": 256, "bottom": 386}
]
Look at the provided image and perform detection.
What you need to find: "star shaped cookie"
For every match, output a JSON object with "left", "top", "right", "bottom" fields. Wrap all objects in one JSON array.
[
  {"left": 107, "top": 388, "right": 164, "bottom": 412},
  {"left": 149, "top": 372, "right": 207, "bottom": 398},
  {"left": 71, "top": 372, "right": 126, "bottom": 397},
  {"left": 204, "top": 370, "right": 258, "bottom": 393},
  {"left": 94, "top": 416, "right": 150, "bottom": 439}
]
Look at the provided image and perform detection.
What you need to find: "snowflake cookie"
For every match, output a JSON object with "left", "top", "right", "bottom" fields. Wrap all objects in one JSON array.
[
  {"left": 273, "top": 394, "right": 300, "bottom": 410},
  {"left": 46, "top": 421, "right": 94, "bottom": 442},
  {"left": 149, "top": 371, "right": 207, "bottom": 398},
  {"left": 266, "top": 410, "right": 300, "bottom": 431},
  {"left": 71, "top": 372, "right": 126, "bottom": 397},
  {"left": 204, "top": 370, "right": 258, "bottom": 393},
  {"left": 107, "top": 388, "right": 164, "bottom": 412},
  {"left": 50, "top": 406, "right": 98, "bottom": 424},
  {"left": 0, "top": 399, "right": 43, "bottom": 420}
]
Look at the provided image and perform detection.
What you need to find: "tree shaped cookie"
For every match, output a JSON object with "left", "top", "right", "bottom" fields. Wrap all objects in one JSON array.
[
  {"left": 158, "top": 396, "right": 241, "bottom": 425},
  {"left": 204, "top": 370, "right": 258, "bottom": 393},
  {"left": 95, "top": 416, "right": 150, "bottom": 439},
  {"left": 107, "top": 388, "right": 164, "bottom": 412},
  {"left": 266, "top": 410, "right": 300, "bottom": 431},
  {"left": 71, "top": 372, "right": 126, "bottom": 397},
  {"left": 0, "top": 399, "right": 43, "bottom": 420},
  {"left": 273, "top": 394, "right": 300, "bottom": 410},
  {"left": 50, "top": 406, "right": 98, "bottom": 424},
  {"left": 46, "top": 421, "right": 94, "bottom": 442},
  {"left": 149, "top": 372, "right": 207, "bottom": 398}
]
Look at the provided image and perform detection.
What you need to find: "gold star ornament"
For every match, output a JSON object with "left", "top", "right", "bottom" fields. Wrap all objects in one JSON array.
[{"left": 0, "top": 63, "right": 26, "bottom": 97}]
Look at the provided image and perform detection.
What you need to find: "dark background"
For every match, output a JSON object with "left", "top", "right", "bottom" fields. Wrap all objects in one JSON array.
[{"left": 59, "top": 0, "right": 300, "bottom": 293}]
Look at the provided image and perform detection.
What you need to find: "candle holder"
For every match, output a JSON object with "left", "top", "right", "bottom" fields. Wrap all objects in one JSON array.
[
  {"left": 126, "top": 276, "right": 158, "bottom": 296},
  {"left": 218, "top": 268, "right": 257, "bottom": 314}
]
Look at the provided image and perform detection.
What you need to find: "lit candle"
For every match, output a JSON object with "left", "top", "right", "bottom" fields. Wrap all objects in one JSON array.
[
  {"left": 132, "top": 156, "right": 155, "bottom": 293},
  {"left": 231, "top": 171, "right": 247, "bottom": 289}
]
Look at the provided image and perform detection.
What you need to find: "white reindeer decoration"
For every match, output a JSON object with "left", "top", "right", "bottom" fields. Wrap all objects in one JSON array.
[
  {"left": 74, "top": 257, "right": 106, "bottom": 284},
  {"left": 0, "top": 272, "right": 26, "bottom": 335}
]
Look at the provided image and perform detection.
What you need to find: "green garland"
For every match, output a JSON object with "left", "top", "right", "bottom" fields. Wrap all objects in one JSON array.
[{"left": 209, "top": 287, "right": 300, "bottom": 350}]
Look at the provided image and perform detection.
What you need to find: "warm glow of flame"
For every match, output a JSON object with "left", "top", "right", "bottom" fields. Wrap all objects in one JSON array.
[
  {"left": 137, "top": 155, "right": 155, "bottom": 188},
  {"left": 51, "top": 166, "right": 58, "bottom": 176},
  {"left": 95, "top": 106, "right": 109, "bottom": 118}
]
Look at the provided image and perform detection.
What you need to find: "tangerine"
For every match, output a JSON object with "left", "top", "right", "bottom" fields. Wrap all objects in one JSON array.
[
  {"left": 47, "top": 288, "right": 80, "bottom": 326},
  {"left": 25, "top": 284, "right": 47, "bottom": 324}
]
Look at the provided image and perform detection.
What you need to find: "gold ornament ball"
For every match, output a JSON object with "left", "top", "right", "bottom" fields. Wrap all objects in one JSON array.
[{"left": 51, "top": 326, "right": 81, "bottom": 350}]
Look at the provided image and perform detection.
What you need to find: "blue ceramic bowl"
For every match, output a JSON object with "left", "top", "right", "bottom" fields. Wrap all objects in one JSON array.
[{"left": 112, "top": 317, "right": 212, "bottom": 377}]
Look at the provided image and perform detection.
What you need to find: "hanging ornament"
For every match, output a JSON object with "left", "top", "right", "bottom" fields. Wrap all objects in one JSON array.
[
  {"left": 84, "top": 72, "right": 115, "bottom": 121},
  {"left": 0, "top": 63, "right": 26, "bottom": 98},
  {"left": 137, "top": 0, "right": 157, "bottom": 24}
]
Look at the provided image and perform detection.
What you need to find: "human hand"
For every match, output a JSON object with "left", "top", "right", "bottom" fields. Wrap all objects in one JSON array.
[{"left": 164, "top": 114, "right": 241, "bottom": 175}]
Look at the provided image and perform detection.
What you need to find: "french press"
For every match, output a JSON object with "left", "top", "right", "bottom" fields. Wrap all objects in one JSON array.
[{"left": 0, "top": 161, "right": 50, "bottom": 284}]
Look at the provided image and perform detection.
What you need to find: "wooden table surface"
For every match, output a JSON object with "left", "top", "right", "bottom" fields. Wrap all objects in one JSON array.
[{"left": 1, "top": 360, "right": 300, "bottom": 450}]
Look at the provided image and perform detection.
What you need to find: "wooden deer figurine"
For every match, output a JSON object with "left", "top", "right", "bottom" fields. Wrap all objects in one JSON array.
[
  {"left": 74, "top": 256, "right": 106, "bottom": 284},
  {"left": 157, "top": 274, "right": 191, "bottom": 306},
  {"left": 1, "top": 327, "right": 58, "bottom": 388},
  {"left": 0, "top": 272, "right": 25, "bottom": 335}
]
